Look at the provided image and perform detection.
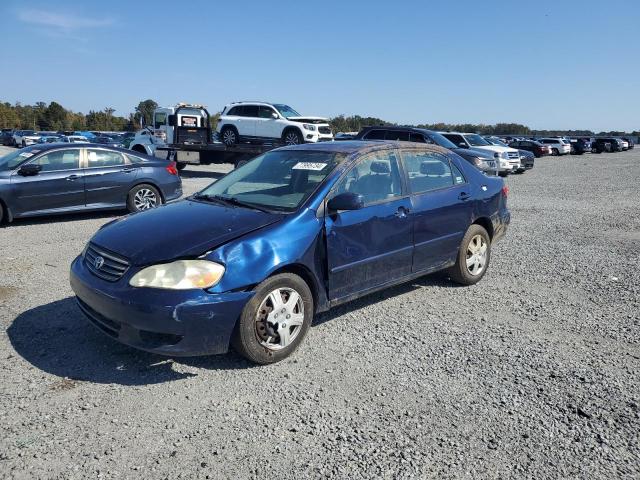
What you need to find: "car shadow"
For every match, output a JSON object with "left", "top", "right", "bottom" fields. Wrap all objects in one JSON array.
[
  {"left": 3, "top": 211, "right": 121, "bottom": 228},
  {"left": 179, "top": 169, "right": 227, "bottom": 180},
  {"left": 6, "top": 297, "right": 254, "bottom": 386}
]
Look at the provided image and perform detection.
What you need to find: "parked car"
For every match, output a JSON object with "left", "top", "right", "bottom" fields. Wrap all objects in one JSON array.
[
  {"left": 12, "top": 130, "right": 36, "bottom": 147},
  {"left": 37, "top": 135, "right": 63, "bottom": 144},
  {"left": 0, "top": 130, "right": 14, "bottom": 146},
  {"left": 120, "top": 132, "right": 136, "bottom": 149},
  {"left": 20, "top": 132, "right": 45, "bottom": 147},
  {"left": 440, "top": 132, "right": 521, "bottom": 174},
  {"left": 353, "top": 126, "right": 501, "bottom": 174},
  {"left": 591, "top": 138, "right": 612, "bottom": 153},
  {"left": 516, "top": 150, "right": 535, "bottom": 172},
  {"left": 217, "top": 102, "right": 334, "bottom": 146},
  {"left": 617, "top": 138, "right": 629, "bottom": 150},
  {"left": 69, "top": 141, "right": 510, "bottom": 364},
  {"left": 92, "top": 135, "right": 125, "bottom": 148},
  {"left": 0, "top": 144, "right": 182, "bottom": 224},
  {"left": 537, "top": 138, "right": 571, "bottom": 155},
  {"left": 568, "top": 138, "right": 591, "bottom": 155},
  {"left": 621, "top": 137, "right": 634, "bottom": 150},
  {"left": 59, "top": 135, "right": 90, "bottom": 143},
  {"left": 508, "top": 139, "right": 550, "bottom": 157}
]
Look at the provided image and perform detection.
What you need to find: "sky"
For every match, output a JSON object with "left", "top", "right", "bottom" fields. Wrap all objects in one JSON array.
[{"left": 0, "top": 0, "right": 638, "bottom": 132}]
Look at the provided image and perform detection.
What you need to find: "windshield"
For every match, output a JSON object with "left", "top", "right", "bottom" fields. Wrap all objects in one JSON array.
[
  {"left": 0, "top": 146, "right": 43, "bottom": 171},
  {"left": 423, "top": 131, "right": 458, "bottom": 149},
  {"left": 273, "top": 104, "right": 301, "bottom": 118},
  {"left": 486, "top": 137, "right": 509, "bottom": 147},
  {"left": 197, "top": 150, "right": 344, "bottom": 211},
  {"left": 464, "top": 134, "right": 492, "bottom": 146}
]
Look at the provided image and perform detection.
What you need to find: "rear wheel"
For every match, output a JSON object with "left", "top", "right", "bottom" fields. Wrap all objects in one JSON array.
[
  {"left": 232, "top": 273, "right": 313, "bottom": 364},
  {"left": 127, "top": 184, "right": 161, "bottom": 213},
  {"left": 282, "top": 129, "right": 303, "bottom": 146},
  {"left": 447, "top": 224, "right": 491, "bottom": 286},
  {"left": 552, "top": 148, "right": 559, "bottom": 156},
  {"left": 221, "top": 126, "right": 238, "bottom": 146}
]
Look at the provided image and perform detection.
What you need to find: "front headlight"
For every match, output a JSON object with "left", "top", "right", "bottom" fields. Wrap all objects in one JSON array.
[
  {"left": 501, "top": 152, "right": 509, "bottom": 159},
  {"left": 302, "top": 123, "right": 317, "bottom": 131},
  {"left": 129, "top": 260, "right": 225, "bottom": 290}
]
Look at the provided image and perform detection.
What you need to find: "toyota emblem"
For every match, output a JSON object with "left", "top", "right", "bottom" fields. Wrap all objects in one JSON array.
[{"left": 94, "top": 256, "right": 105, "bottom": 270}]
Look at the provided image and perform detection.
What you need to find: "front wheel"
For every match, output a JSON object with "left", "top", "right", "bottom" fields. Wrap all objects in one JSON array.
[
  {"left": 232, "top": 273, "right": 313, "bottom": 364},
  {"left": 282, "top": 129, "right": 304, "bottom": 146},
  {"left": 127, "top": 184, "right": 162, "bottom": 213},
  {"left": 447, "top": 224, "right": 491, "bottom": 286}
]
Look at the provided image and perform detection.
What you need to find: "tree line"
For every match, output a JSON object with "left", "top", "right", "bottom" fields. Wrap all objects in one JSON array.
[{"left": 1, "top": 100, "right": 637, "bottom": 137}]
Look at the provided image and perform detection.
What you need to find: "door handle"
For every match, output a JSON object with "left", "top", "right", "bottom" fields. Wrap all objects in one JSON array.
[
  {"left": 458, "top": 192, "right": 470, "bottom": 201},
  {"left": 395, "top": 206, "right": 410, "bottom": 218},
  {"left": 122, "top": 167, "right": 135, "bottom": 173},
  {"left": 66, "top": 174, "right": 80, "bottom": 181}
]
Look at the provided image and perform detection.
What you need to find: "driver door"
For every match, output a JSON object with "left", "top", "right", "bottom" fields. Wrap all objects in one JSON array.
[{"left": 325, "top": 150, "right": 413, "bottom": 301}]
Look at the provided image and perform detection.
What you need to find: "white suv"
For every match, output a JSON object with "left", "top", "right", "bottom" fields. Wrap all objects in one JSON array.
[
  {"left": 216, "top": 102, "right": 333, "bottom": 146},
  {"left": 537, "top": 137, "right": 571, "bottom": 155},
  {"left": 441, "top": 132, "right": 521, "bottom": 173}
]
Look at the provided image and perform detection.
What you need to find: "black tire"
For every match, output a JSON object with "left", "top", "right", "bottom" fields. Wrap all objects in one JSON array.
[
  {"left": 221, "top": 126, "right": 238, "bottom": 146},
  {"left": 232, "top": 273, "right": 314, "bottom": 364},
  {"left": 447, "top": 224, "right": 491, "bottom": 286},
  {"left": 282, "top": 128, "right": 304, "bottom": 146},
  {"left": 176, "top": 162, "right": 187, "bottom": 171},
  {"left": 127, "top": 184, "right": 162, "bottom": 213},
  {"left": 21, "top": 141, "right": 26, "bottom": 148},
  {"left": 552, "top": 148, "right": 559, "bottom": 156},
  {"left": 0, "top": 202, "right": 4, "bottom": 224}
]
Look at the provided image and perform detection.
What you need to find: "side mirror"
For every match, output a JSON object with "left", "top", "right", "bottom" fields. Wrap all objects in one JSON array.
[
  {"left": 168, "top": 114, "right": 177, "bottom": 127},
  {"left": 18, "top": 164, "right": 42, "bottom": 176},
  {"left": 271, "top": 112, "right": 279, "bottom": 119},
  {"left": 458, "top": 142, "right": 468, "bottom": 148},
  {"left": 327, "top": 192, "right": 364, "bottom": 212}
]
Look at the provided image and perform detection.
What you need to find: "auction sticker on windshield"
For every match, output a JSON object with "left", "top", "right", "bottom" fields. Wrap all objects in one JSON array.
[{"left": 292, "top": 162, "right": 327, "bottom": 171}]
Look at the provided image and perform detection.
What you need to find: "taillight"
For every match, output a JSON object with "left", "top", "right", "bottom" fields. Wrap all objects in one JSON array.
[
  {"left": 501, "top": 186, "right": 509, "bottom": 197},
  {"left": 166, "top": 161, "right": 178, "bottom": 175}
]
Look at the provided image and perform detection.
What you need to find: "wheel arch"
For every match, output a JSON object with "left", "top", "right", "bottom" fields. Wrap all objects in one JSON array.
[
  {"left": 268, "top": 263, "right": 321, "bottom": 313},
  {"left": 282, "top": 126, "right": 303, "bottom": 140},
  {"left": 472, "top": 216, "right": 494, "bottom": 240}
]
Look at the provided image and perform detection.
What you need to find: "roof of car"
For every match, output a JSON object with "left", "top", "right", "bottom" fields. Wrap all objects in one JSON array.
[
  {"left": 18, "top": 143, "right": 153, "bottom": 157},
  {"left": 276, "top": 140, "right": 451, "bottom": 156}
]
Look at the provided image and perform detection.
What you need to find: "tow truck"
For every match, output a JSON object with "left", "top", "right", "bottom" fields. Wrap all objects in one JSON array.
[{"left": 129, "top": 103, "right": 277, "bottom": 170}]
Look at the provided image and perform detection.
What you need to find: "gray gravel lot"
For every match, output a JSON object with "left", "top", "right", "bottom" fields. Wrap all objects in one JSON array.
[{"left": 0, "top": 145, "right": 639, "bottom": 479}]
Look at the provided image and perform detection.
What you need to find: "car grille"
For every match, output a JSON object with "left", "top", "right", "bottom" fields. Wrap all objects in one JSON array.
[
  {"left": 84, "top": 243, "right": 130, "bottom": 282},
  {"left": 318, "top": 126, "right": 332, "bottom": 135},
  {"left": 507, "top": 152, "right": 519, "bottom": 159}
]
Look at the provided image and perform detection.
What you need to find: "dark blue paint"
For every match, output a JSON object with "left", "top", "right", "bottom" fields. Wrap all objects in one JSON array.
[{"left": 70, "top": 141, "right": 510, "bottom": 356}]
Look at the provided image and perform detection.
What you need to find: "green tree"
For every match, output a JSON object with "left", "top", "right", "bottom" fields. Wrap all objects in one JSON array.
[{"left": 134, "top": 99, "right": 158, "bottom": 127}]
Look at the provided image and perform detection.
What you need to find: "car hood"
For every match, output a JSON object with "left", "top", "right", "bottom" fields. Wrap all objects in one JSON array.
[
  {"left": 287, "top": 116, "right": 330, "bottom": 125},
  {"left": 453, "top": 148, "right": 494, "bottom": 159},
  {"left": 90, "top": 200, "right": 284, "bottom": 265}
]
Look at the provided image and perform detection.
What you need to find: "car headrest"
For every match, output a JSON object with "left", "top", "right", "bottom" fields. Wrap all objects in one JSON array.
[
  {"left": 370, "top": 161, "right": 390, "bottom": 174},
  {"left": 420, "top": 161, "right": 446, "bottom": 176}
]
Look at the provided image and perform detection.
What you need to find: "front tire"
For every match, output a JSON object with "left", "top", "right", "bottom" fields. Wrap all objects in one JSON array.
[
  {"left": 232, "top": 273, "right": 313, "bottom": 364},
  {"left": 127, "top": 184, "right": 161, "bottom": 213},
  {"left": 447, "top": 224, "right": 491, "bottom": 286},
  {"left": 282, "top": 129, "right": 304, "bottom": 146}
]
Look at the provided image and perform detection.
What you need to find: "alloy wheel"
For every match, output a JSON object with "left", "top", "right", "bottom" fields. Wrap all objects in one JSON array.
[
  {"left": 255, "top": 287, "right": 305, "bottom": 350},
  {"left": 223, "top": 129, "right": 236, "bottom": 145},
  {"left": 284, "top": 132, "right": 300, "bottom": 145},
  {"left": 465, "top": 234, "right": 487, "bottom": 276},
  {"left": 133, "top": 188, "right": 158, "bottom": 210}
]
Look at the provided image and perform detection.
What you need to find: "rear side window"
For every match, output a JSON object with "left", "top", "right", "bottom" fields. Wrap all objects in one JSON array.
[
  {"left": 243, "top": 105, "right": 259, "bottom": 118},
  {"left": 87, "top": 149, "right": 126, "bottom": 167},
  {"left": 385, "top": 130, "right": 410, "bottom": 141},
  {"left": 410, "top": 133, "right": 427, "bottom": 143},
  {"left": 402, "top": 151, "right": 454, "bottom": 193},
  {"left": 363, "top": 129, "right": 386, "bottom": 140},
  {"left": 32, "top": 149, "right": 80, "bottom": 172},
  {"left": 227, "top": 106, "right": 242, "bottom": 116}
]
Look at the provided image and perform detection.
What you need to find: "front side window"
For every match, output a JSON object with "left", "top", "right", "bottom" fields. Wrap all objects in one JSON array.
[
  {"left": 154, "top": 112, "right": 167, "bottom": 127},
  {"left": 87, "top": 149, "right": 125, "bottom": 168},
  {"left": 333, "top": 151, "right": 402, "bottom": 205},
  {"left": 32, "top": 149, "right": 80, "bottom": 172},
  {"left": 198, "top": 150, "right": 344, "bottom": 211},
  {"left": 258, "top": 106, "right": 277, "bottom": 118},
  {"left": 402, "top": 151, "right": 455, "bottom": 194}
]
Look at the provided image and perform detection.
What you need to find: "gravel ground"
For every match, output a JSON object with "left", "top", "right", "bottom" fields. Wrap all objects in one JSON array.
[{"left": 0, "top": 146, "right": 639, "bottom": 479}]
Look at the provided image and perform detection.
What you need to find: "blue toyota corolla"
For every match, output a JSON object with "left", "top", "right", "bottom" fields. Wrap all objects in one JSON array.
[{"left": 70, "top": 141, "right": 510, "bottom": 364}]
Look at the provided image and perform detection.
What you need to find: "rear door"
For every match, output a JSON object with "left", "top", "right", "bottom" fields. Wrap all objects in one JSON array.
[
  {"left": 401, "top": 150, "right": 473, "bottom": 272},
  {"left": 84, "top": 148, "right": 138, "bottom": 207},
  {"left": 10, "top": 148, "right": 85, "bottom": 215},
  {"left": 325, "top": 149, "right": 413, "bottom": 300},
  {"left": 238, "top": 105, "right": 258, "bottom": 138}
]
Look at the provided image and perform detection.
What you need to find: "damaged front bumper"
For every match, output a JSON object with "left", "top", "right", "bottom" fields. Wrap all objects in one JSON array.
[{"left": 70, "top": 256, "right": 254, "bottom": 356}]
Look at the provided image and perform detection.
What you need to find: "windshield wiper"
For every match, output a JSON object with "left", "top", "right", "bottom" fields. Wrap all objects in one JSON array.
[
  {"left": 191, "top": 192, "right": 228, "bottom": 205},
  {"left": 217, "top": 196, "right": 272, "bottom": 212}
]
